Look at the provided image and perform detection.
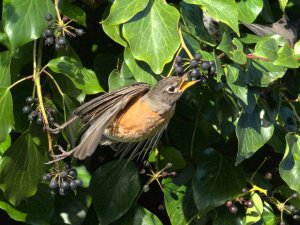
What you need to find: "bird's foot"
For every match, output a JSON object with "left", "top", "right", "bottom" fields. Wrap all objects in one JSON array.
[
  {"left": 46, "top": 145, "right": 75, "bottom": 164},
  {"left": 44, "top": 123, "right": 62, "bottom": 134}
]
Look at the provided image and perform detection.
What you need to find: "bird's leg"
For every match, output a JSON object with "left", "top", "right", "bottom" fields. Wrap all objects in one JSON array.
[
  {"left": 46, "top": 145, "right": 77, "bottom": 164},
  {"left": 45, "top": 116, "right": 79, "bottom": 134}
]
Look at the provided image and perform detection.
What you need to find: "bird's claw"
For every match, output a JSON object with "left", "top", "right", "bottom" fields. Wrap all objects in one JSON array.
[
  {"left": 44, "top": 123, "right": 61, "bottom": 134},
  {"left": 46, "top": 145, "right": 72, "bottom": 164}
]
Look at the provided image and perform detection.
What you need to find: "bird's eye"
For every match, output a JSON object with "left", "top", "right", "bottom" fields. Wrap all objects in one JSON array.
[{"left": 166, "top": 86, "right": 176, "bottom": 93}]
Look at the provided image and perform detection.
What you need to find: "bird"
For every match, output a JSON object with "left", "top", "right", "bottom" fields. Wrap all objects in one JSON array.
[
  {"left": 47, "top": 74, "right": 198, "bottom": 162},
  {"left": 242, "top": 14, "right": 300, "bottom": 46}
]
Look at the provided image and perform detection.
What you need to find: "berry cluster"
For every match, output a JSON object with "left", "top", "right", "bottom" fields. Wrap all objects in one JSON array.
[
  {"left": 140, "top": 161, "right": 175, "bottom": 193},
  {"left": 22, "top": 96, "right": 56, "bottom": 126},
  {"left": 43, "top": 13, "right": 84, "bottom": 50},
  {"left": 280, "top": 193, "right": 300, "bottom": 225},
  {"left": 174, "top": 53, "right": 216, "bottom": 81},
  {"left": 43, "top": 163, "right": 82, "bottom": 196},
  {"left": 225, "top": 188, "right": 254, "bottom": 214}
]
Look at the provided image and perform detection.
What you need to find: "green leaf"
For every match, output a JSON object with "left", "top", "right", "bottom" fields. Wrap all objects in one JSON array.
[
  {"left": 192, "top": 149, "right": 246, "bottom": 215},
  {"left": 230, "top": 38, "right": 247, "bottom": 64},
  {"left": 47, "top": 56, "right": 104, "bottom": 95},
  {"left": 0, "top": 89, "right": 14, "bottom": 142},
  {"left": 103, "top": 0, "right": 149, "bottom": 25},
  {"left": 108, "top": 67, "right": 136, "bottom": 91},
  {"left": 243, "top": 192, "right": 263, "bottom": 225},
  {"left": 51, "top": 190, "right": 90, "bottom": 225},
  {"left": 279, "top": 106, "right": 297, "bottom": 132},
  {"left": 184, "top": 0, "right": 239, "bottom": 35},
  {"left": 124, "top": 47, "right": 157, "bottom": 86},
  {"left": 237, "top": 0, "right": 263, "bottom": 23},
  {"left": 236, "top": 106, "right": 274, "bottom": 165},
  {"left": 212, "top": 206, "right": 243, "bottom": 225},
  {"left": 122, "top": 0, "right": 180, "bottom": 74},
  {"left": 245, "top": 60, "right": 287, "bottom": 87},
  {"left": 180, "top": 2, "right": 216, "bottom": 46},
  {"left": 261, "top": 202, "right": 277, "bottom": 225},
  {"left": 0, "top": 50, "right": 12, "bottom": 88},
  {"left": 0, "top": 135, "right": 11, "bottom": 155},
  {"left": 225, "top": 65, "right": 248, "bottom": 105},
  {"left": 0, "top": 132, "right": 47, "bottom": 205},
  {"left": 112, "top": 205, "right": 163, "bottom": 225},
  {"left": 217, "top": 29, "right": 232, "bottom": 55},
  {"left": 163, "top": 178, "right": 198, "bottom": 225},
  {"left": 61, "top": 1, "right": 86, "bottom": 26},
  {"left": 274, "top": 43, "right": 300, "bottom": 68},
  {"left": 279, "top": 0, "right": 288, "bottom": 12},
  {"left": 90, "top": 160, "right": 141, "bottom": 224},
  {"left": 279, "top": 133, "right": 300, "bottom": 193},
  {"left": 102, "top": 23, "right": 127, "bottom": 47},
  {"left": 0, "top": 191, "right": 26, "bottom": 222},
  {"left": 2, "top": 0, "right": 55, "bottom": 50},
  {"left": 17, "top": 184, "right": 54, "bottom": 225}
]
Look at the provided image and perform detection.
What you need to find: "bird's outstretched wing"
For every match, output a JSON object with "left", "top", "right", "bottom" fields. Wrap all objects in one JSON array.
[{"left": 69, "top": 83, "right": 150, "bottom": 160}]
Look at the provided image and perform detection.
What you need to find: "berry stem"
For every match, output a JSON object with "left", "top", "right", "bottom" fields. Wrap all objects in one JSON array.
[
  {"left": 178, "top": 28, "right": 193, "bottom": 60},
  {"left": 7, "top": 75, "right": 34, "bottom": 90},
  {"left": 250, "top": 157, "right": 267, "bottom": 183},
  {"left": 33, "top": 40, "right": 57, "bottom": 167},
  {"left": 54, "top": 0, "right": 62, "bottom": 23},
  {"left": 42, "top": 70, "right": 64, "bottom": 97}
]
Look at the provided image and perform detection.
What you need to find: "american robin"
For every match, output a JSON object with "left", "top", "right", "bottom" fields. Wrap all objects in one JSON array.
[{"left": 48, "top": 74, "right": 198, "bottom": 161}]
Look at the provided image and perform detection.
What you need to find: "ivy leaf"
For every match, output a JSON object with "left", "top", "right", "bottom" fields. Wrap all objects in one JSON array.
[
  {"left": 108, "top": 66, "right": 136, "bottom": 91},
  {"left": 261, "top": 202, "right": 277, "bottom": 225},
  {"left": 237, "top": 0, "right": 263, "bottom": 23},
  {"left": 90, "top": 160, "right": 141, "bottom": 224},
  {"left": 0, "top": 135, "right": 11, "bottom": 156},
  {"left": 2, "top": 0, "right": 55, "bottom": 50},
  {"left": 47, "top": 56, "right": 104, "bottom": 95},
  {"left": 192, "top": 149, "right": 246, "bottom": 215},
  {"left": 279, "top": 0, "right": 288, "bottom": 12},
  {"left": 163, "top": 178, "right": 198, "bottom": 225},
  {"left": 0, "top": 50, "right": 12, "bottom": 88},
  {"left": 180, "top": 2, "right": 216, "bottom": 46},
  {"left": 274, "top": 43, "right": 300, "bottom": 68},
  {"left": 212, "top": 206, "right": 243, "bottom": 225},
  {"left": 217, "top": 29, "right": 232, "bottom": 55},
  {"left": 0, "top": 132, "right": 47, "bottom": 205},
  {"left": 0, "top": 89, "right": 14, "bottom": 142},
  {"left": 124, "top": 47, "right": 157, "bottom": 86},
  {"left": 225, "top": 65, "right": 248, "bottom": 105},
  {"left": 279, "top": 133, "right": 300, "bottom": 193},
  {"left": 0, "top": 191, "right": 26, "bottom": 222},
  {"left": 103, "top": 0, "right": 149, "bottom": 25},
  {"left": 184, "top": 0, "right": 239, "bottom": 35},
  {"left": 122, "top": 0, "right": 180, "bottom": 74},
  {"left": 243, "top": 192, "right": 263, "bottom": 225},
  {"left": 61, "top": 1, "right": 86, "bottom": 26},
  {"left": 236, "top": 106, "right": 274, "bottom": 165},
  {"left": 102, "top": 23, "right": 127, "bottom": 47},
  {"left": 112, "top": 205, "right": 163, "bottom": 225}
]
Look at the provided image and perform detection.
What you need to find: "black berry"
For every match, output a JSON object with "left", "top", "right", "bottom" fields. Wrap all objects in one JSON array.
[
  {"left": 57, "top": 36, "right": 67, "bottom": 46},
  {"left": 209, "top": 66, "right": 216, "bottom": 75},
  {"left": 242, "top": 188, "right": 248, "bottom": 193},
  {"left": 229, "top": 205, "right": 238, "bottom": 214},
  {"left": 49, "top": 179, "right": 58, "bottom": 189},
  {"left": 264, "top": 172, "right": 272, "bottom": 180},
  {"left": 201, "top": 61, "right": 210, "bottom": 70},
  {"left": 225, "top": 200, "right": 233, "bottom": 208},
  {"left": 25, "top": 96, "right": 35, "bottom": 104},
  {"left": 47, "top": 21, "right": 52, "bottom": 27},
  {"left": 55, "top": 43, "right": 62, "bottom": 51},
  {"left": 69, "top": 169, "right": 77, "bottom": 178},
  {"left": 166, "top": 162, "right": 173, "bottom": 168},
  {"left": 175, "top": 66, "right": 183, "bottom": 74},
  {"left": 75, "top": 29, "right": 84, "bottom": 36},
  {"left": 22, "top": 105, "right": 31, "bottom": 114},
  {"left": 194, "top": 53, "right": 202, "bottom": 61},
  {"left": 36, "top": 117, "right": 43, "bottom": 125},
  {"left": 190, "top": 68, "right": 200, "bottom": 78},
  {"left": 293, "top": 215, "right": 299, "bottom": 220},
  {"left": 291, "top": 193, "right": 298, "bottom": 198},
  {"left": 57, "top": 26, "right": 63, "bottom": 33},
  {"left": 62, "top": 16, "right": 69, "bottom": 22},
  {"left": 190, "top": 59, "right": 198, "bottom": 68},
  {"left": 175, "top": 56, "right": 182, "bottom": 64},
  {"left": 43, "top": 173, "right": 52, "bottom": 181},
  {"left": 28, "top": 114, "right": 34, "bottom": 121},
  {"left": 244, "top": 200, "right": 254, "bottom": 208},
  {"left": 289, "top": 205, "right": 296, "bottom": 212},
  {"left": 61, "top": 181, "right": 70, "bottom": 190},
  {"left": 45, "top": 37, "right": 54, "bottom": 46},
  {"left": 44, "top": 29, "right": 54, "bottom": 37},
  {"left": 280, "top": 222, "right": 286, "bottom": 225},
  {"left": 70, "top": 180, "right": 78, "bottom": 190},
  {"left": 59, "top": 187, "right": 68, "bottom": 196},
  {"left": 60, "top": 171, "right": 68, "bottom": 178},
  {"left": 45, "top": 14, "right": 53, "bottom": 21},
  {"left": 48, "top": 117, "right": 55, "bottom": 124},
  {"left": 75, "top": 179, "right": 83, "bottom": 187}
]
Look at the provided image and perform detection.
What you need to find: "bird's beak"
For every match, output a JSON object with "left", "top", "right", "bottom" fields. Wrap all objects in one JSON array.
[{"left": 179, "top": 74, "right": 199, "bottom": 92}]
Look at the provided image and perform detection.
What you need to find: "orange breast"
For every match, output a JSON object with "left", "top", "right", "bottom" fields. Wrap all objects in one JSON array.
[{"left": 105, "top": 97, "right": 171, "bottom": 142}]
